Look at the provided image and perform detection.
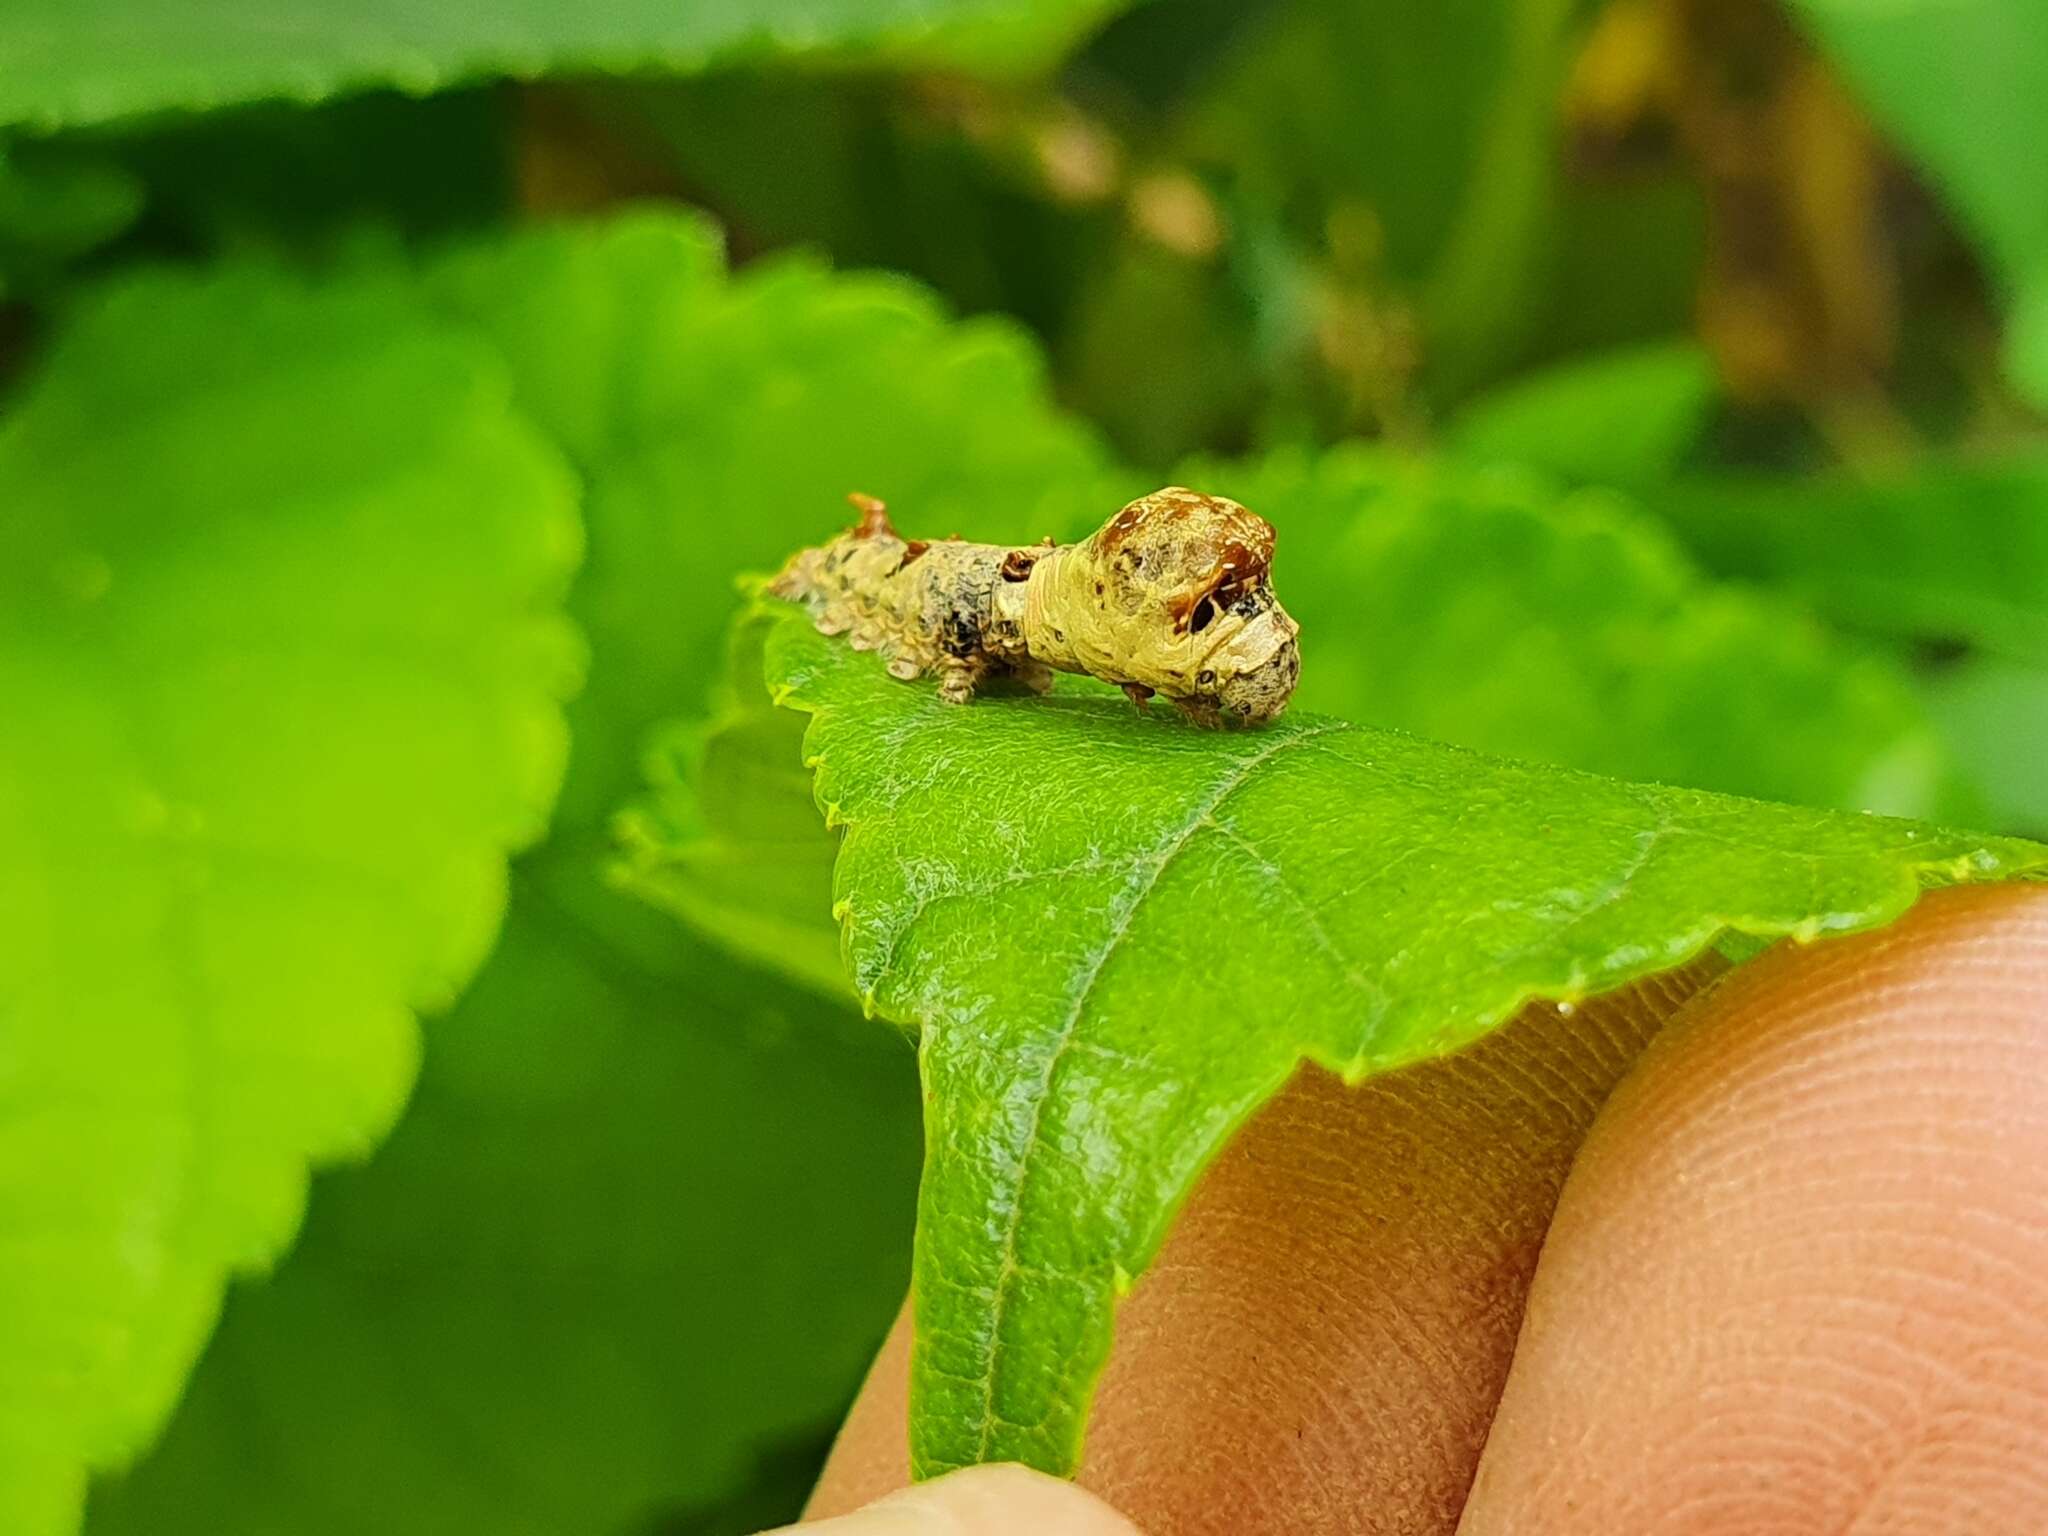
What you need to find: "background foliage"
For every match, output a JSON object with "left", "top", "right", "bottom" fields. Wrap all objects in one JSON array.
[{"left": 0, "top": 0, "right": 2040, "bottom": 1529}]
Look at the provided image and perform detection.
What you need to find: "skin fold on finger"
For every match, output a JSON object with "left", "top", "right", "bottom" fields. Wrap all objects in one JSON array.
[
  {"left": 1460, "top": 884, "right": 2048, "bottom": 1534},
  {"left": 810, "top": 962, "right": 1719, "bottom": 1534},
  {"left": 773, "top": 1464, "right": 1141, "bottom": 1535}
]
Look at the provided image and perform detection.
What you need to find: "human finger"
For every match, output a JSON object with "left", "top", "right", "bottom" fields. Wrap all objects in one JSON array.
[
  {"left": 1461, "top": 884, "right": 2048, "bottom": 1532},
  {"left": 775, "top": 1464, "right": 1141, "bottom": 1535},
  {"left": 810, "top": 965, "right": 1718, "bottom": 1533}
]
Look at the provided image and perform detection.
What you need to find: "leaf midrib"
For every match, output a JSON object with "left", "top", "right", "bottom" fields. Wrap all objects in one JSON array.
[{"left": 966, "top": 718, "right": 1349, "bottom": 1458}]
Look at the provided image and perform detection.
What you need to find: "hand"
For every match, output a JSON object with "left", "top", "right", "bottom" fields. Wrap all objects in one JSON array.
[{"left": 784, "top": 884, "right": 2048, "bottom": 1534}]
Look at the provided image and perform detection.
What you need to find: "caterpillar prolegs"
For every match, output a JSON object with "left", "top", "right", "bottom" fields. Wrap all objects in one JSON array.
[{"left": 770, "top": 487, "right": 1301, "bottom": 727}]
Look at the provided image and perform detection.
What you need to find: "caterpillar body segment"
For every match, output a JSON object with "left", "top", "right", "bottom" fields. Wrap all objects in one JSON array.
[{"left": 769, "top": 487, "right": 1302, "bottom": 726}]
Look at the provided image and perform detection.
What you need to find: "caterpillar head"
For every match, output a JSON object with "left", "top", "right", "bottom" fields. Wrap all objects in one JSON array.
[{"left": 1084, "top": 486, "right": 1301, "bottom": 726}]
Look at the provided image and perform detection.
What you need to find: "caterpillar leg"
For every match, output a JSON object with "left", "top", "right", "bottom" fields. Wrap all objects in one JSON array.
[
  {"left": 1012, "top": 660, "right": 1055, "bottom": 695},
  {"left": 937, "top": 656, "right": 988, "bottom": 705},
  {"left": 1121, "top": 681, "right": 1155, "bottom": 712},
  {"left": 847, "top": 618, "right": 890, "bottom": 652}
]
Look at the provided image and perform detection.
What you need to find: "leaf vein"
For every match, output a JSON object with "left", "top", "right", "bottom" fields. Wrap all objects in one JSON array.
[
  {"left": 1207, "top": 818, "right": 1392, "bottom": 1035},
  {"left": 969, "top": 721, "right": 1347, "bottom": 1455}
]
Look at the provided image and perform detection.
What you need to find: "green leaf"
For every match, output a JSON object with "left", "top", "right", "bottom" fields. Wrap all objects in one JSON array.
[
  {"left": 1189, "top": 447, "right": 1960, "bottom": 817},
  {"left": 1788, "top": 0, "right": 2048, "bottom": 300},
  {"left": 0, "top": 259, "right": 581, "bottom": 1530},
  {"left": 1643, "top": 461, "right": 2048, "bottom": 664},
  {"left": 1173, "top": 0, "right": 1700, "bottom": 409},
  {"left": 659, "top": 596, "right": 2045, "bottom": 1480},
  {"left": 2009, "top": 266, "right": 2048, "bottom": 413},
  {"left": 626, "top": 639, "right": 847, "bottom": 1003},
  {"left": 1447, "top": 341, "right": 1718, "bottom": 486},
  {"left": 1921, "top": 657, "right": 2048, "bottom": 840},
  {"left": 0, "top": 0, "right": 1129, "bottom": 133},
  {"left": 1183, "top": 0, "right": 1519, "bottom": 282},
  {"left": 86, "top": 879, "right": 920, "bottom": 1536},
  {"left": 108, "top": 88, "right": 514, "bottom": 257},
  {"left": 602, "top": 71, "right": 1085, "bottom": 330},
  {"left": 1415, "top": 0, "right": 1586, "bottom": 392},
  {"left": 0, "top": 139, "right": 143, "bottom": 297},
  {"left": 1786, "top": 0, "right": 2048, "bottom": 404},
  {"left": 88, "top": 208, "right": 1118, "bottom": 1533}
]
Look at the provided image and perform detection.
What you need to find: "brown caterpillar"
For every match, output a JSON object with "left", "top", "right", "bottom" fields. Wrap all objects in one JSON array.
[{"left": 769, "top": 486, "right": 1301, "bottom": 726}]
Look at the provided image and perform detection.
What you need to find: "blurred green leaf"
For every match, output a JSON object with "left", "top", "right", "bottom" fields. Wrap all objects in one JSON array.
[
  {"left": 1418, "top": 0, "right": 1581, "bottom": 390},
  {"left": 1172, "top": 0, "right": 1699, "bottom": 411},
  {"left": 609, "top": 74, "right": 1095, "bottom": 330},
  {"left": 86, "top": 880, "right": 919, "bottom": 1536},
  {"left": 0, "top": 91, "right": 509, "bottom": 302},
  {"left": 627, "top": 646, "right": 847, "bottom": 1003},
  {"left": 1645, "top": 461, "right": 2048, "bottom": 664},
  {"left": 1186, "top": 0, "right": 1519, "bottom": 282},
  {"left": 632, "top": 595, "right": 2045, "bottom": 1480},
  {"left": 1193, "top": 447, "right": 1960, "bottom": 816},
  {"left": 2010, "top": 266, "right": 2048, "bottom": 411},
  {"left": 1921, "top": 657, "right": 2048, "bottom": 840},
  {"left": 1448, "top": 340, "right": 1717, "bottom": 485},
  {"left": 1787, "top": 0, "right": 2048, "bottom": 408},
  {"left": 1789, "top": 0, "right": 2047, "bottom": 291},
  {"left": 0, "top": 260, "right": 582, "bottom": 1532},
  {"left": 0, "top": 0, "right": 1130, "bottom": 133},
  {"left": 84, "top": 209, "right": 1120, "bottom": 1533},
  {"left": 112, "top": 89, "right": 513, "bottom": 255},
  {"left": 1063, "top": 240, "right": 1263, "bottom": 470},
  {"left": 0, "top": 139, "right": 143, "bottom": 295}
]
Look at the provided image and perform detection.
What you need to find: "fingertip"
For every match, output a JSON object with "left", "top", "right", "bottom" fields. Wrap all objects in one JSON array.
[
  {"left": 1463, "top": 884, "right": 2048, "bottom": 1532},
  {"left": 788, "top": 1464, "right": 1142, "bottom": 1534}
]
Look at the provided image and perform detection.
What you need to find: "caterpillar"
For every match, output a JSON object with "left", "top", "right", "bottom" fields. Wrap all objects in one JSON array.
[{"left": 769, "top": 486, "right": 1301, "bottom": 727}]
